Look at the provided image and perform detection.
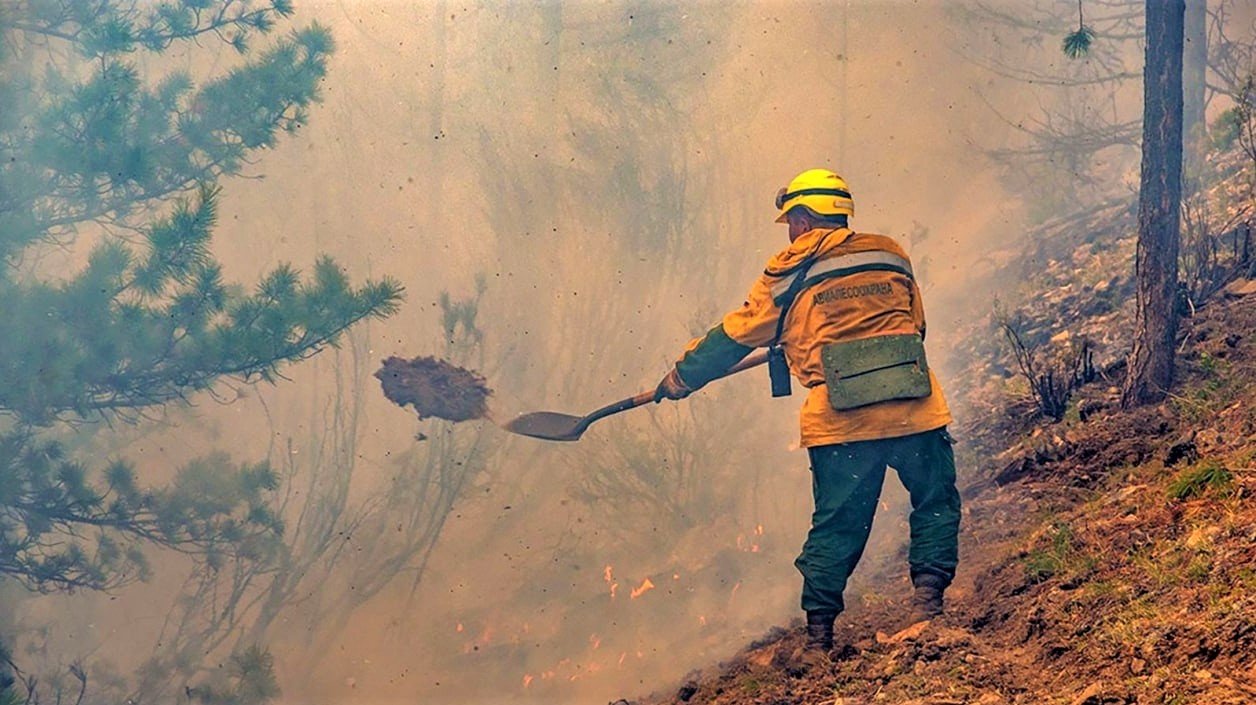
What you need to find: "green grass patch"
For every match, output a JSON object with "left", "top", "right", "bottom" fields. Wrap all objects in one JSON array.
[
  {"left": 1167, "top": 459, "right": 1234, "bottom": 500},
  {"left": 1024, "top": 522, "right": 1096, "bottom": 582},
  {"left": 1171, "top": 353, "right": 1239, "bottom": 424},
  {"left": 738, "top": 677, "right": 761, "bottom": 696}
]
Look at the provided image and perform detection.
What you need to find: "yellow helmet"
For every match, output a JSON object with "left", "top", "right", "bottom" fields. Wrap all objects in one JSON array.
[{"left": 774, "top": 169, "right": 854, "bottom": 223}]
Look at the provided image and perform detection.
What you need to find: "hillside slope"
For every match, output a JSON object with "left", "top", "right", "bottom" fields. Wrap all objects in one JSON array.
[
  {"left": 628, "top": 285, "right": 1255, "bottom": 705},
  {"left": 627, "top": 141, "right": 1256, "bottom": 705}
]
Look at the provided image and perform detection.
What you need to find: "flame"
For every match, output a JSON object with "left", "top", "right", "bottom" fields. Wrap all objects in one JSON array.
[
  {"left": 605, "top": 564, "right": 620, "bottom": 599},
  {"left": 630, "top": 577, "right": 656, "bottom": 599},
  {"left": 755, "top": 524, "right": 765, "bottom": 536}
]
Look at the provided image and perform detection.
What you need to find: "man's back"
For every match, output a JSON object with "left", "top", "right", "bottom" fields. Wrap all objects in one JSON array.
[{"left": 719, "top": 226, "right": 952, "bottom": 446}]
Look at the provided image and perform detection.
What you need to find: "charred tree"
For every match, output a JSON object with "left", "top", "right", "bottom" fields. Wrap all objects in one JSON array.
[
  {"left": 1123, "top": 0, "right": 1186, "bottom": 408},
  {"left": 1183, "top": 0, "right": 1208, "bottom": 186}
]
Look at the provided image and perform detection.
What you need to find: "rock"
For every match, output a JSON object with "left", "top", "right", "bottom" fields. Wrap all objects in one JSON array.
[
  {"left": 1185, "top": 526, "right": 1220, "bottom": 549},
  {"left": 1116, "top": 484, "right": 1147, "bottom": 499},
  {"left": 1222, "top": 278, "right": 1256, "bottom": 298},
  {"left": 876, "top": 620, "right": 931, "bottom": 644},
  {"left": 1164, "top": 434, "right": 1199, "bottom": 466},
  {"left": 1196, "top": 428, "right": 1222, "bottom": 450},
  {"left": 675, "top": 682, "right": 698, "bottom": 702},
  {"left": 1069, "top": 681, "right": 1121, "bottom": 705}
]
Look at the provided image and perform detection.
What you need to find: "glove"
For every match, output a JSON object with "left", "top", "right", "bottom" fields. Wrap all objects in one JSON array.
[{"left": 653, "top": 368, "right": 694, "bottom": 403}]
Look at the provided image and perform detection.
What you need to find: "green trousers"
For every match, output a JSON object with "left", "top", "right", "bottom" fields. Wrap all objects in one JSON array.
[{"left": 795, "top": 427, "right": 961, "bottom": 616}]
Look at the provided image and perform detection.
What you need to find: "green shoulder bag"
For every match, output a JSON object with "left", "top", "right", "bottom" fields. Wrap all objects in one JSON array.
[{"left": 820, "top": 333, "right": 932, "bottom": 410}]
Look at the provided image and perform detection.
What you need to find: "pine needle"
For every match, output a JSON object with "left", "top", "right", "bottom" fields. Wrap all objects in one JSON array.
[{"left": 1062, "top": 25, "right": 1094, "bottom": 59}]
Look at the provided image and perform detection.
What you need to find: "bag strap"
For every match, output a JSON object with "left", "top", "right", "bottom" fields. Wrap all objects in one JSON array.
[{"left": 769, "top": 228, "right": 843, "bottom": 348}]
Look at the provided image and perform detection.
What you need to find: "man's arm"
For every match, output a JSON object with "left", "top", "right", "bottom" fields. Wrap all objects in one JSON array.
[{"left": 656, "top": 276, "right": 782, "bottom": 400}]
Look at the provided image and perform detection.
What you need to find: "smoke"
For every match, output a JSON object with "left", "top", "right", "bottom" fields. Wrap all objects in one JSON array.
[{"left": 9, "top": 2, "right": 1067, "bottom": 704}]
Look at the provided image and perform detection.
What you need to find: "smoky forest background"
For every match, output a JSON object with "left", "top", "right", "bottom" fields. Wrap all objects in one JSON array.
[{"left": 2, "top": 1, "right": 1255, "bottom": 704}]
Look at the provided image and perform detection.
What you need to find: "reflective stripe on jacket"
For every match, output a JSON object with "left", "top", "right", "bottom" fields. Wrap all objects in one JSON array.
[{"left": 675, "top": 226, "right": 951, "bottom": 447}]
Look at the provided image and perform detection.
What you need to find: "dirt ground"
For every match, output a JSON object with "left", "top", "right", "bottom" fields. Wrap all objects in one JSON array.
[
  {"left": 374, "top": 355, "right": 492, "bottom": 422},
  {"left": 632, "top": 295, "right": 1256, "bottom": 705}
]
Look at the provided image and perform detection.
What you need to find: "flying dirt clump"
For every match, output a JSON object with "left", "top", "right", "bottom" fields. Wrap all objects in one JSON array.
[{"left": 374, "top": 356, "right": 492, "bottom": 422}]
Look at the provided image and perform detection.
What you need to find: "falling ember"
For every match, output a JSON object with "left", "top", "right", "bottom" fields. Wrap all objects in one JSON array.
[
  {"left": 730, "top": 581, "right": 742, "bottom": 602},
  {"left": 522, "top": 674, "right": 533, "bottom": 688},
  {"left": 603, "top": 565, "right": 613, "bottom": 583},
  {"left": 589, "top": 634, "right": 602, "bottom": 650},
  {"left": 618, "top": 652, "right": 627, "bottom": 667},
  {"left": 630, "top": 577, "right": 656, "bottom": 599},
  {"left": 673, "top": 573, "right": 680, "bottom": 580},
  {"left": 609, "top": 582, "right": 619, "bottom": 599},
  {"left": 698, "top": 615, "right": 707, "bottom": 626},
  {"left": 456, "top": 623, "right": 464, "bottom": 633},
  {"left": 755, "top": 524, "right": 765, "bottom": 536}
]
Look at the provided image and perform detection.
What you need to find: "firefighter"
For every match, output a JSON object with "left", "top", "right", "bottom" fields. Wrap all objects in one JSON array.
[{"left": 654, "top": 168, "right": 961, "bottom": 660}]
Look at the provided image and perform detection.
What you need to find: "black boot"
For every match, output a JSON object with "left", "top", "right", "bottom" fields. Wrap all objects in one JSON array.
[
  {"left": 805, "top": 611, "right": 836, "bottom": 651},
  {"left": 784, "top": 612, "right": 837, "bottom": 676},
  {"left": 909, "top": 573, "right": 947, "bottom": 622}
]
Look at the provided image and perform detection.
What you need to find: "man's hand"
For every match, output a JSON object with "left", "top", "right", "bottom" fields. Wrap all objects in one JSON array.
[{"left": 653, "top": 368, "right": 693, "bottom": 403}]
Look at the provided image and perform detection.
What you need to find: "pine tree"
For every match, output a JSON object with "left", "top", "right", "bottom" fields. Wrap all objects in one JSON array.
[
  {"left": 1123, "top": 0, "right": 1186, "bottom": 407},
  {"left": 0, "top": 2, "right": 403, "bottom": 593}
]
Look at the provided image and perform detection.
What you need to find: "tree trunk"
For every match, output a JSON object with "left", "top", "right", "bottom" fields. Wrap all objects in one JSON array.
[
  {"left": 1123, "top": 0, "right": 1185, "bottom": 408},
  {"left": 1182, "top": 0, "right": 1207, "bottom": 189}
]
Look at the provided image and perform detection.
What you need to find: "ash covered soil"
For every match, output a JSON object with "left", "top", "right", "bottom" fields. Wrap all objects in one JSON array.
[
  {"left": 375, "top": 355, "right": 492, "bottom": 422},
  {"left": 631, "top": 294, "right": 1256, "bottom": 704}
]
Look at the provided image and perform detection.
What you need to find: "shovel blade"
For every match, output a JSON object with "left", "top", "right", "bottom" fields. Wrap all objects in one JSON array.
[{"left": 501, "top": 411, "right": 586, "bottom": 441}]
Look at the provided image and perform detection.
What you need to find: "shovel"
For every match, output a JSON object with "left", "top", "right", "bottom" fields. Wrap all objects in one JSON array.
[{"left": 502, "top": 349, "right": 769, "bottom": 441}]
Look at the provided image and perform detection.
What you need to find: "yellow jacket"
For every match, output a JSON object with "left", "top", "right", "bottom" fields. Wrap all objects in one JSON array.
[{"left": 675, "top": 227, "right": 951, "bottom": 447}]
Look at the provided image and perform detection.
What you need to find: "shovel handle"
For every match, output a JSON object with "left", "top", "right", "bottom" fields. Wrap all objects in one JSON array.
[
  {"left": 603, "top": 349, "right": 773, "bottom": 418},
  {"left": 531, "top": 349, "right": 773, "bottom": 440}
]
